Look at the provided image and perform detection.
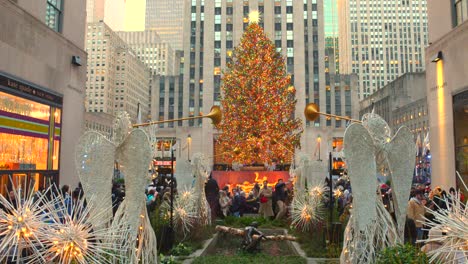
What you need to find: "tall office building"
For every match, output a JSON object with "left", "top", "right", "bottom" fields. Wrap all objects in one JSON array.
[
  {"left": 145, "top": 0, "right": 185, "bottom": 50},
  {"left": 118, "top": 30, "right": 178, "bottom": 123},
  {"left": 85, "top": 22, "right": 150, "bottom": 123},
  {"left": 117, "top": 30, "right": 175, "bottom": 76},
  {"left": 339, "top": 0, "right": 428, "bottom": 98},
  {"left": 1, "top": 0, "right": 87, "bottom": 187},
  {"left": 324, "top": 0, "right": 339, "bottom": 74},
  {"left": 86, "top": 0, "right": 126, "bottom": 31},
  {"left": 153, "top": 0, "right": 359, "bottom": 166}
]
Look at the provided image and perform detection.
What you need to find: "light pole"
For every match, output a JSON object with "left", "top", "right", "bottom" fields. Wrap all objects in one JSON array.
[
  {"left": 317, "top": 135, "right": 322, "bottom": 162},
  {"left": 187, "top": 134, "right": 192, "bottom": 162},
  {"left": 169, "top": 138, "right": 180, "bottom": 250}
]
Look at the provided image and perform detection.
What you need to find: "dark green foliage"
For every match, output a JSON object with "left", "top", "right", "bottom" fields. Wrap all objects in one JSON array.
[
  {"left": 170, "top": 243, "right": 193, "bottom": 256},
  {"left": 192, "top": 254, "right": 306, "bottom": 264},
  {"left": 376, "top": 244, "right": 429, "bottom": 264},
  {"left": 290, "top": 223, "right": 342, "bottom": 258},
  {"left": 221, "top": 216, "right": 287, "bottom": 228}
]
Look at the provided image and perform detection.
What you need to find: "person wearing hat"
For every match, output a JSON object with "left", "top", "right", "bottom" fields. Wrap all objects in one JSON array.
[{"left": 407, "top": 190, "right": 427, "bottom": 243}]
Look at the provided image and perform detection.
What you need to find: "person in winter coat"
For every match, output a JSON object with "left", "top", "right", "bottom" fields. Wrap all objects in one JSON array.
[
  {"left": 258, "top": 180, "right": 274, "bottom": 218},
  {"left": 407, "top": 191, "right": 427, "bottom": 242}
]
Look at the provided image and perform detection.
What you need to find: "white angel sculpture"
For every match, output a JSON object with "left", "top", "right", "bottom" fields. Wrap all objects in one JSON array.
[
  {"left": 340, "top": 112, "right": 415, "bottom": 263},
  {"left": 75, "top": 112, "right": 157, "bottom": 263},
  {"left": 191, "top": 152, "right": 211, "bottom": 226}
]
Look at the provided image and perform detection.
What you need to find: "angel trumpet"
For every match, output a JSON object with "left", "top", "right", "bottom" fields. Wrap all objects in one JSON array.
[
  {"left": 133, "top": 105, "right": 222, "bottom": 127},
  {"left": 304, "top": 103, "right": 361, "bottom": 123}
]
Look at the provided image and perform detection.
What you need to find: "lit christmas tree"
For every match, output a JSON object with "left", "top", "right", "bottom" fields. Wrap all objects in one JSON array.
[{"left": 216, "top": 14, "right": 303, "bottom": 164}]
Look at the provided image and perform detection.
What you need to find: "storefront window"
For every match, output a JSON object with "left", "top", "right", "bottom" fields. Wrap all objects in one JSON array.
[
  {"left": 0, "top": 74, "right": 62, "bottom": 196},
  {"left": 453, "top": 90, "right": 468, "bottom": 188},
  {"left": 0, "top": 134, "right": 48, "bottom": 170},
  {"left": 0, "top": 91, "right": 50, "bottom": 120},
  {"left": 0, "top": 91, "right": 62, "bottom": 171}
]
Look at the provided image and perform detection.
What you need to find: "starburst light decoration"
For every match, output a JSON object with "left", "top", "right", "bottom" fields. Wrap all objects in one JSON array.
[
  {"left": 289, "top": 154, "right": 325, "bottom": 232},
  {"left": 0, "top": 178, "right": 54, "bottom": 263},
  {"left": 161, "top": 190, "right": 197, "bottom": 237},
  {"left": 419, "top": 173, "right": 468, "bottom": 263},
  {"left": 40, "top": 190, "right": 127, "bottom": 264},
  {"left": 290, "top": 191, "right": 323, "bottom": 232}
]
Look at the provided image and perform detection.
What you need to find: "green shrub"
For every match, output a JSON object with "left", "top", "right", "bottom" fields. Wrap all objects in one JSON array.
[
  {"left": 170, "top": 243, "right": 193, "bottom": 256},
  {"left": 376, "top": 244, "right": 429, "bottom": 264},
  {"left": 221, "top": 216, "right": 287, "bottom": 228},
  {"left": 193, "top": 254, "right": 306, "bottom": 264},
  {"left": 114, "top": 178, "right": 125, "bottom": 184},
  {"left": 159, "top": 254, "right": 177, "bottom": 264}
]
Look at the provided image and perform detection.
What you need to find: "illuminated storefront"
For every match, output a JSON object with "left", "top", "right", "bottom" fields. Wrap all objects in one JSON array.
[
  {"left": 0, "top": 73, "right": 62, "bottom": 195},
  {"left": 454, "top": 91, "right": 468, "bottom": 188}
]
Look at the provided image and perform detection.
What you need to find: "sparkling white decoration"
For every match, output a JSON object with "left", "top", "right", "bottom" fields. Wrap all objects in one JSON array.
[
  {"left": 191, "top": 153, "right": 211, "bottom": 226},
  {"left": 41, "top": 190, "right": 127, "bottom": 264},
  {"left": 0, "top": 178, "right": 52, "bottom": 263},
  {"left": 420, "top": 173, "right": 468, "bottom": 263},
  {"left": 340, "top": 113, "right": 413, "bottom": 263},
  {"left": 289, "top": 154, "right": 325, "bottom": 232}
]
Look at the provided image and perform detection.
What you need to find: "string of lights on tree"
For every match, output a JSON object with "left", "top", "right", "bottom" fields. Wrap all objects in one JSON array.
[{"left": 216, "top": 12, "right": 303, "bottom": 164}]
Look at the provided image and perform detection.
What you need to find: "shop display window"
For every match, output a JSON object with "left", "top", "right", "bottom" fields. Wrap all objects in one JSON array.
[{"left": 0, "top": 91, "right": 61, "bottom": 171}]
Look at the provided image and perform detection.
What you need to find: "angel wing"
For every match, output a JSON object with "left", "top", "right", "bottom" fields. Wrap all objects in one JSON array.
[
  {"left": 115, "top": 128, "right": 152, "bottom": 235},
  {"left": 385, "top": 126, "right": 415, "bottom": 240},
  {"left": 75, "top": 130, "right": 116, "bottom": 230},
  {"left": 344, "top": 123, "right": 377, "bottom": 231}
]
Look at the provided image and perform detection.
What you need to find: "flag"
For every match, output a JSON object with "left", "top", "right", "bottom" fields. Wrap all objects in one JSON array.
[
  {"left": 137, "top": 102, "right": 142, "bottom": 124},
  {"left": 313, "top": 140, "right": 320, "bottom": 157},
  {"left": 415, "top": 133, "right": 422, "bottom": 156},
  {"left": 422, "top": 132, "right": 430, "bottom": 156}
]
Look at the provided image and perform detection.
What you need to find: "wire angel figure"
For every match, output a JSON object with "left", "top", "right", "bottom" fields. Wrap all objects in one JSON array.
[
  {"left": 340, "top": 112, "right": 414, "bottom": 263},
  {"left": 76, "top": 111, "right": 157, "bottom": 263},
  {"left": 190, "top": 153, "right": 211, "bottom": 226}
]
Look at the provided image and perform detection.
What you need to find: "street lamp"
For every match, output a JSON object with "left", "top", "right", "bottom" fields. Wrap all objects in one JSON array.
[
  {"left": 317, "top": 135, "right": 322, "bottom": 162},
  {"left": 187, "top": 134, "right": 192, "bottom": 162}
]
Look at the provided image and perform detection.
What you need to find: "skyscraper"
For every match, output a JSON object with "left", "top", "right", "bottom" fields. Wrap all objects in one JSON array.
[
  {"left": 153, "top": 0, "right": 359, "bottom": 165},
  {"left": 339, "top": 0, "right": 428, "bottom": 98},
  {"left": 86, "top": 0, "right": 126, "bottom": 31},
  {"left": 85, "top": 22, "right": 150, "bottom": 122},
  {"left": 324, "top": 0, "right": 339, "bottom": 73},
  {"left": 145, "top": 0, "right": 185, "bottom": 50},
  {"left": 118, "top": 30, "right": 175, "bottom": 75}
]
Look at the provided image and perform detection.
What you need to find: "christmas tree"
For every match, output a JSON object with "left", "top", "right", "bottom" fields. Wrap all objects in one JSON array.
[{"left": 216, "top": 18, "right": 303, "bottom": 164}]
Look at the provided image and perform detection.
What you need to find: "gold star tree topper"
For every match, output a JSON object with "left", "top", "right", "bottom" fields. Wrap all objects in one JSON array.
[{"left": 248, "top": 10, "right": 260, "bottom": 24}]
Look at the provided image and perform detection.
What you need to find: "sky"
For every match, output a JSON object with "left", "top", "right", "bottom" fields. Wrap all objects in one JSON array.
[{"left": 124, "top": 0, "right": 145, "bottom": 31}]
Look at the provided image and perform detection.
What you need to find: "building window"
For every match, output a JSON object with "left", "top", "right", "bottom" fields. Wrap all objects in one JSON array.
[
  {"left": 46, "top": 0, "right": 63, "bottom": 32},
  {"left": 454, "top": 0, "right": 468, "bottom": 26}
]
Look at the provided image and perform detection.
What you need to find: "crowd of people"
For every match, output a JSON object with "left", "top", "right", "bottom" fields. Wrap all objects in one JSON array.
[
  {"left": 406, "top": 185, "right": 464, "bottom": 245},
  {"left": 205, "top": 175, "right": 292, "bottom": 221}
]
